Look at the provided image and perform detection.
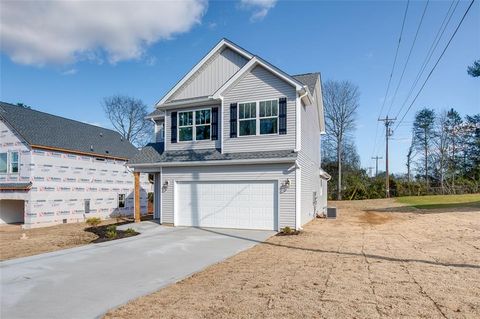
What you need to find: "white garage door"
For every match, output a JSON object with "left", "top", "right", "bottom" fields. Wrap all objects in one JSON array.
[{"left": 176, "top": 181, "right": 277, "bottom": 230}]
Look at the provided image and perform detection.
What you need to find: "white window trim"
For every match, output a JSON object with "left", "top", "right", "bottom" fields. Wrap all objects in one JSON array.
[
  {"left": 0, "top": 151, "right": 19, "bottom": 175},
  {"left": 237, "top": 99, "right": 280, "bottom": 137},
  {"left": 177, "top": 108, "right": 212, "bottom": 143}
]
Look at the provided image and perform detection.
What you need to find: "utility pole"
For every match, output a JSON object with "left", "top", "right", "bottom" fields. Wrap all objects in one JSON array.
[
  {"left": 371, "top": 156, "right": 383, "bottom": 176},
  {"left": 378, "top": 116, "right": 396, "bottom": 198}
]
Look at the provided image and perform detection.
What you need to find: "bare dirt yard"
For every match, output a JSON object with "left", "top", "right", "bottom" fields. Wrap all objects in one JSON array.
[
  {"left": 105, "top": 198, "right": 480, "bottom": 319},
  {"left": 0, "top": 218, "right": 139, "bottom": 261}
]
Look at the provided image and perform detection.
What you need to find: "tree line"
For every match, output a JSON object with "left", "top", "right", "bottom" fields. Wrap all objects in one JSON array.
[{"left": 322, "top": 80, "right": 479, "bottom": 200}]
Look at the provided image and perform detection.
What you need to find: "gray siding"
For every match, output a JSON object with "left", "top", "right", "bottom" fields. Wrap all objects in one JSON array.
[
  {"left": 169, "top": 48, "right": 248, "bottom": 101},
  {"left": 165, "top": 105, "right": 221, "bottom": 151},
  {"left": 297, "top": 77, "right": 322, "bottom": 226},
  {"left": 223, "top": 65, "right": 297, "bottom": 153},
  {"left": 160, "top": 164, "right": 296, "bottom": 229}
]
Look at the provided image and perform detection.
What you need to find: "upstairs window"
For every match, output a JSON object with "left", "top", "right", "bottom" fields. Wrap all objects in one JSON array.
[
  {"left": 10, "top": 152, "right": 19, "bottom": 173},
  {"left": 178, "top": 109, "right": 211, "bottom": 141},
  {"left": 239, "top": 102, "right": 256, "bottom": 136},
  {"left": 259, "top": 100, "right": 278, "bottom": 135},
  {"left": 0, "top": 153, "right": 7, "bottom": 174},
  {"left": 195, "top": 109, "right": 211, "bottom": 140},
  {"left": 238, "top": 99, "right": 279, "bottom": 136},
  {"left": 178, "top": 111, "right": 193, "bottom": 141}
]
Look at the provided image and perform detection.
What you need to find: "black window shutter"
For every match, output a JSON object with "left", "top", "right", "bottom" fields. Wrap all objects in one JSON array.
[
  {"left": 171, "top": 111, "right": 177, "bottom": 143},
  {"left": 279, "top": 97, "right": 287, "bottom": 135},
  {"left": 230, "top": 103, "right": 237, "bottom": 138},
  {"left": 211, "top": 107, "right": 219, "bottom": 140}
]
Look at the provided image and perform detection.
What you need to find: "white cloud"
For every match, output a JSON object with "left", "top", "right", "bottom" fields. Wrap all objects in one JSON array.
[
  {"left": 61, "top": 68, "right": 78, "bottom": 76},
  {"left": 0, "top": 0, "right": 207, "bottom": 66},
  {"left": 240, "top": 0, "right": 277, "bottom": 21}
]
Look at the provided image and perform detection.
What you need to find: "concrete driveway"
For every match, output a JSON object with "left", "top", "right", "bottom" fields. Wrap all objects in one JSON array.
[{"left": 0, "top": 223, "right": 274, "bottom": 319}]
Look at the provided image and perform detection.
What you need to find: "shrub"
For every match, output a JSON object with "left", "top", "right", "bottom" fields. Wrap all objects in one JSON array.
[
  {"left": 125, "top": 228, "right": 136, "bottom": 235},
  {"left": 106, "top": 230, "right": 117, "bottom": 239},
  {"left": 106, "top": 225, "right": 117, "bottom": 232},
  {"left": 86, "top": 217, "right": 101, "bottom": 227},
  {"left": 281, "top": 226, "right": 293, "bottom": 234}
]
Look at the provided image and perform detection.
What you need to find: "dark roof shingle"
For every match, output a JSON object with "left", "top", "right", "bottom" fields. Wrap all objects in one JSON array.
[
  {"left": 0, "top": 102, "right": 139, "bottom": 159},
  {"left": 292, "top": 73, "right": 319, "bottom": 94},
  {"left": 128, "top": 143, "right": 297, "bottom": 165}
]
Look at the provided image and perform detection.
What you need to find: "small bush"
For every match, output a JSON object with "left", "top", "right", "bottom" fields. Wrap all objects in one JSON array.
[
  {"left": 125, "top": 228, "right": 136, "bottom": 235},
  {"left": 106, "top": 230, "right": 117, "bottom": 239},
  {"left": 106, "top": 225, "right": 117, "bottom": 232},
  {"left": 86, "top": 217, "right": 101, "bottom": 227},
  {"left": 281, "top": 226, "right": 293, "bottom": 234}
]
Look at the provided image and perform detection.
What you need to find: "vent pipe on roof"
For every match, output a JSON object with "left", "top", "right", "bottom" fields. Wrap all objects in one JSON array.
[{"left": 90, "top": 145, "right": 93, "bottom": 151}]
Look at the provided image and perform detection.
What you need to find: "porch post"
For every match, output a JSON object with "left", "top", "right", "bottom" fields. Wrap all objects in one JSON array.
[{"left": 134, "top": 171, "right": 140, "bottom": 223}]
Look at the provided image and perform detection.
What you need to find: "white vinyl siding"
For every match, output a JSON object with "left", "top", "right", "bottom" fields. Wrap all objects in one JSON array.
[
  {"left": 223, "top": 65, "right": 296, "bottom": 153},
  {"left": 297, "top": 78, "right": 323, "bottom": 226},
  {"left": 160, "top": 164, "right": 296, "bottom": 229},
  {"left": 170, "top": 48, "right": 248, "bottom": 101}
]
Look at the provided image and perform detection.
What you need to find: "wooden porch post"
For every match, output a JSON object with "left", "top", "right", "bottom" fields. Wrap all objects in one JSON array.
[{"left": 134, "top": 171, "right": 140, "bottom": 223}]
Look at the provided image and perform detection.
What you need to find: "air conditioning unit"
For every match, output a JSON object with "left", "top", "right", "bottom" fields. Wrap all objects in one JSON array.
[{"left": 327, "top": 207, "right": 337, "bottom": 219}]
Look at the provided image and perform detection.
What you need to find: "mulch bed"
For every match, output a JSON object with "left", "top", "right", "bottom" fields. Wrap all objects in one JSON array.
[{"left": 85, "top": 222, "right": 139, "bottom": 243}]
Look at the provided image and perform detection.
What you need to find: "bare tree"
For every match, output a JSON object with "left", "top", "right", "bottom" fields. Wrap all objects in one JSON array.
[
  {"left": 322, "top": 80, "right": 360, "bottom": 200},
  {"left": 103, "top": 95, "right": 152, "bottom": 147}
]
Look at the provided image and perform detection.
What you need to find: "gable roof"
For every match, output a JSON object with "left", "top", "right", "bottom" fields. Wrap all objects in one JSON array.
[
  {"left": 293, "top": 73, "right": 319, "bottom": 95},
  {"left": 156, "top": 38, "right": 254, "bottom": 106},
  {"left": 0, "top": 102, "right": 139, "bottom": 160},
  {"left": 156, "top": 38, "right": 314, "bottom": 107}
]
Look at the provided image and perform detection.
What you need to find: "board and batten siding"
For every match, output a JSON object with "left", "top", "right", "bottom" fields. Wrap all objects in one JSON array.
[
  {"left": 160, "top": 163, "right": 296, "bottom": 229},
  {"left": 222, "top": 65, "right": 297, "bottom": 153},
  {"left": 298, "top": 77, "right": 322, "bottom": 226},
  {"left": 169, "top": 48, "right": 248, "bottom": 102},
  {"left": 165, "top": 105, "right": 221, "bottom": 151}
]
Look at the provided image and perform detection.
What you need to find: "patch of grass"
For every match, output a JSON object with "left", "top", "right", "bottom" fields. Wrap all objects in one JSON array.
[{"left": 396, "top": 194, "right": 480, "bottom": 209}]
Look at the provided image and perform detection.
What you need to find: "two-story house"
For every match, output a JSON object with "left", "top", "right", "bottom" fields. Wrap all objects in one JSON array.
[
  {"left": 0, "top": 102, "right": 151, "bottom": 228},
  {"left": 129, "top": 39, "right": 330, "bottom": 231}
]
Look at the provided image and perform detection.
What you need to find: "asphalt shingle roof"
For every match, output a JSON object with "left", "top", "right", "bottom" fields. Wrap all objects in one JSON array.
[
  {"left": 0, "top": 102, "right": 139, "bottom": 159},
  {"left": 128, "top": 143, "right": 297, "bottom": 165},
  {"left": 292, "top": 73, "right": 320, "bottom": 94}
]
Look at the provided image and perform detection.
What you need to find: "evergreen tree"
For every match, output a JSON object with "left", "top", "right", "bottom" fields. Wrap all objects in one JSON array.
[{"left": 412, "top": 108, "right": 436, "bottom": 189}]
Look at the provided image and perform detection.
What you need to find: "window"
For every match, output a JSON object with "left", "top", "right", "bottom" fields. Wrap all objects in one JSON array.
[
  {"left": 10, "top": 152, "right": 19, "bottom": 173},
  {"left": 178, "top": 111, "right": 193, "bottom": 141},
  {"left": 0, "top": 152, "right": 19, "bottom": 174},
  {"left": 195, "top": 109, "right": 211, "bottom": 140},
  {"left": 118, "top": 194, "right": 126, "bottom": 208},
  {"left": 239, "top": 102, "right": 256, "bottom": 136},
  {"left": 178, "top": 109, "right": 211, "bottom": 141},
  {"left": 0, "top": 153, "right": 6, "bottom": 174},
  {"left": 238, "top": 100, "right": 279, "bottom": 136},
  {"left": 259, "top": 100, "right": 278, "bottom": 135}
]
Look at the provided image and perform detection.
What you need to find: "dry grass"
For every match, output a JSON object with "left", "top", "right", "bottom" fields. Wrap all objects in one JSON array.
[
  {"left": 105, "top": 198, "right": 480, "bottom": 319},
  {"left": 0, "top": 219, "right": 119, "bottom": 260}
]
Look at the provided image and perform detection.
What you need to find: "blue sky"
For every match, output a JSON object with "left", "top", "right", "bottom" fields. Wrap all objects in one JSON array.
[{"left": 1, "top": 0, "right": 478, "bottom": 174}]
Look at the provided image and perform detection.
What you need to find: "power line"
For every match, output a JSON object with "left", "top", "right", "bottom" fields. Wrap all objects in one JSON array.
[
  {"left": 395, "top": 0, "right": 475, "bottom": 130},
  {"left": 394, "top": 0, "right": 459, "bottom": 121},
  {"left": 371, "top": 0, "right": 410, "bottom": 158},
  {"left": 386, "top": 0, "right": 430, "bottom": 117}
]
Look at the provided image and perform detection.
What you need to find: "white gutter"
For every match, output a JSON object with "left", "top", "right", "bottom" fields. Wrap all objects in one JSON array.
[{"left": 129, "top": 157, "right": 296, "bottom": 168}]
